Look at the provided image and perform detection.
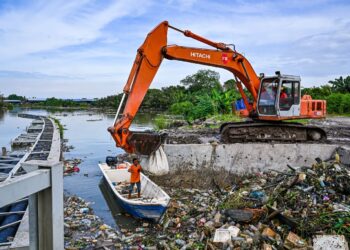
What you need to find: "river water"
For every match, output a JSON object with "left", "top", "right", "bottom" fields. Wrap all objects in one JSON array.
[{"left": 0, "top": 107, "right": 156, "bottom": 228}]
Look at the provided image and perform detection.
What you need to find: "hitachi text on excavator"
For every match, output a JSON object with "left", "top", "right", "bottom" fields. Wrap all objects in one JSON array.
[{"left": 108, "top": 21, "right": 327, "bottom": 155}]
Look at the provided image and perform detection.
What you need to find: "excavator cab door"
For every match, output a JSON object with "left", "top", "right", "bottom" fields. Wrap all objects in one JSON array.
[
  {"left": 277, "top": 77, "right": 301, "bottom": 117},
  {"left": 257, "top": 77, "right": 279, "bottom": 116},
  {"left": 257, "top": 74, "right": 301, "bottom": 118}
]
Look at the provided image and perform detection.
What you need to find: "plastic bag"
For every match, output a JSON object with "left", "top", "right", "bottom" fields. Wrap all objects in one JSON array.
[{"left": 146, "top": 146, "right": 169, "bottom": 175}]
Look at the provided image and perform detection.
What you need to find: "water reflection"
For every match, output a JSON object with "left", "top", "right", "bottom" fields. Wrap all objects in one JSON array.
[{"left": 0, "top": 109, "right": 4, "bottom": 122}]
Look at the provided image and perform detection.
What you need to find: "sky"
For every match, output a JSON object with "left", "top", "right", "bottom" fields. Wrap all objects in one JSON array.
[{"left": 0, "top": 0, "right": 349, "bottom": 98}]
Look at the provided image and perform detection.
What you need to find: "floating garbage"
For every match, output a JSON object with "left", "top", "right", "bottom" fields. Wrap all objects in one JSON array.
[{"left": 63, "top": 158, "right": 82, "bottom": 175}]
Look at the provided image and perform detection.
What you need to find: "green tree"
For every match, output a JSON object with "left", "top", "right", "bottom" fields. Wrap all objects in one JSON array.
[
  {"left": 7, "top": 94, "right": 26, "bottom": 101},
  {"left": 191, "top": 94, "right": 216, "bottom": 120},
  {"left": 302, "top": 85, "right": 332, "bottom": 99},
  {"left": 142, "top": 89, "right": 169, "bottom": 110},
  {"left": 161, "top": 85, "right": 187, "bottom": 104},
  {"left": 211, "top": 88, "right": 240, "bottom": 114},
  {"left": 170, "top": 101, "right": 194, "bottom": 118},
  {"left": 181, "top": 69, "right": 222, "bottom": 93},
  {"left": 223, "top": 79, "right": 236, "bottom": 91},
  {"left": 329, "top": 76, "right": 350, "bottom": 93}
]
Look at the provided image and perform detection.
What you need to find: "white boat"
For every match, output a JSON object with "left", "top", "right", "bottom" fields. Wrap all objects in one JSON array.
[{"left": 98, "top": 163, "right": 170, "bottom": 221}]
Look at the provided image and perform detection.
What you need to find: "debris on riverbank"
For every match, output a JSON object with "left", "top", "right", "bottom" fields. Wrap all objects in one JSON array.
[
  {"left": 64, "top": 153, "right": 349, "bottom": 249},
  {"left": 122, "top": 155, "right": 349, "bottom": 249},
  {"left": 64, "top": 195, "right": 122, "bottom": 250}
]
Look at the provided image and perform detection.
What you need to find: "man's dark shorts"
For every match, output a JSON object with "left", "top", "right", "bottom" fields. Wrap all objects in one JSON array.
[{"left": 129, "top": 182, "right": 141, "bottom": 193}]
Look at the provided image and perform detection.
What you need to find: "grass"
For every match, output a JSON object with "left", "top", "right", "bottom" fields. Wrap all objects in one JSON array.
[
  {"left": 208, "top": 113, "right": 242, "bottom": 123},
  {"left": 284, "top": 119, "right": 310, "bottom": 124},
  {"left": 154, "top": 115, "right": 171, "bottom": 130},
  {"left": 219, "top": 189, "right": 254, "bottom": 209},
  {"left": 50, "top": 116, "right": 64, "bottom": 139}
]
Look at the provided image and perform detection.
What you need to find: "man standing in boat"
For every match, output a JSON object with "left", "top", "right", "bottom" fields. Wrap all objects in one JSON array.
[{"left": 128, "top": 158, "right": 142, "bottom": 199}]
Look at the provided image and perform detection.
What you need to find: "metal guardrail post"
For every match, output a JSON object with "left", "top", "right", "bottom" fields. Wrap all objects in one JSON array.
[
  {"left": 37, "top": 162, "right": 64, "bottom": 250},
  {"left": 29, "top": 194, "right": 38, "bottom": 250}
]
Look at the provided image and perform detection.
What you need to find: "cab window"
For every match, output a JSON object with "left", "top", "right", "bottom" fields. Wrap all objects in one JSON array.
[{"left": 279, "top": 81, "right": 300, "bottom": 110}]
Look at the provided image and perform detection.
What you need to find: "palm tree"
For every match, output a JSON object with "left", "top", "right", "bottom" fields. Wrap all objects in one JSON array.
[{"left": 328, "top": 76, "right": 350, "bottom": 93}]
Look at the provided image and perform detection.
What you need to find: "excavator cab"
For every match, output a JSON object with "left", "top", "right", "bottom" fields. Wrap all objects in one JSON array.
[{"left": 257, "top": 72, "right": 301, "bottom": 118}]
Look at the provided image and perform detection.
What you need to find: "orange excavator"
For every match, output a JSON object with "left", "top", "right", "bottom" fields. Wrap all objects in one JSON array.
[{"left": 108, "top": 21, "right": 327, "bottom": 155}]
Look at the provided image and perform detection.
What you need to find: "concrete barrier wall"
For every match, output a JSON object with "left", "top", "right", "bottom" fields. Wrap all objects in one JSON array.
[{"left": 163, "top": 143, "right": 344, "bottom": 173}]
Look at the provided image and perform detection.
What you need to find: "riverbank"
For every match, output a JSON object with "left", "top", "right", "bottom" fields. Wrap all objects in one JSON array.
[{"left": 63, "top": 153, "right": 349, "bottom": 249}]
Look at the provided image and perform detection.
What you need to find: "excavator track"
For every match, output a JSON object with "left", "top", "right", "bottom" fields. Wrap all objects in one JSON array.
[{"left": 220, "top": 121, "right": 327, "bottom": 143}]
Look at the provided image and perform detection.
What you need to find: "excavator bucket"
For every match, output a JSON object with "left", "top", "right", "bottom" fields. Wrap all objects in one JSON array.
[{"left": 127, "top": 132, "right": 165, "bottom": 155}]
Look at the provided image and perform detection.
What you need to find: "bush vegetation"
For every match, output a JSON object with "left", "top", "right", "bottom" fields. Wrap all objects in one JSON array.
[
  {"left": 4, "top": 71, "right": 350, "bottom": 118},
  {"left": 302, "top": 76, "right": 350, "bottom": 114}
]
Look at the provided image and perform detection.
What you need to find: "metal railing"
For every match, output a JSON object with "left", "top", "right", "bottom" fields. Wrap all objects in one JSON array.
[{"left": 0, "top": 162, "right": 63, "bottom": 250}]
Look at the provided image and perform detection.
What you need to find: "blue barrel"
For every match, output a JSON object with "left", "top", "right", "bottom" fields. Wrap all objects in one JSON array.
[{"left": 235, "top": 99, "right": 246, "bottom": 110}]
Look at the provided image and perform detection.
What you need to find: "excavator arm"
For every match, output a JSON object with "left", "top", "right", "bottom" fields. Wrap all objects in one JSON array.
[{"left": 108, "top": 21, "right": 261, "bottom": 154}]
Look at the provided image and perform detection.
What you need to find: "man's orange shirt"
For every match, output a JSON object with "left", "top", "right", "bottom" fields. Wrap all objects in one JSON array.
[{"left": 129, "top": 164, "right": 142, "bottom": 183}]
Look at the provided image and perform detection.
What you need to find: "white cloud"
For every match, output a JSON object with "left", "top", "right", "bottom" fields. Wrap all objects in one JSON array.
[
  {"left": 0, "top": 0, "right": 152, "bottom": 58},
  {"left": 0, "top": 0, "right": 349, "bottom": 97}
]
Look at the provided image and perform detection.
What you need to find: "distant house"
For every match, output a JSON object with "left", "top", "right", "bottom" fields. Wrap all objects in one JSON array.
[
  {"left": 26, "top": 98, "right": 47, "bottom": 103},
  {"left": 68, "top": 98, "right": 95, "bottom": 103},
  {"left": 3, "top": 99, "right": 22, "bottom": 104}
]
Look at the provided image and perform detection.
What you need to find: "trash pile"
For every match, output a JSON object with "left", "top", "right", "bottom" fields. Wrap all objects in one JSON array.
[
  {"left": 119, "top": 154, "right": 349, "bottom": 249},
  {"left": 63, "top": 153, "right": 349, "bottom": 249},
  {"left": 64, "top": 195, "right": 122, "bottom": 249},
  {"left": 64, "top": 158, "right": 82, "bottom": 175}
]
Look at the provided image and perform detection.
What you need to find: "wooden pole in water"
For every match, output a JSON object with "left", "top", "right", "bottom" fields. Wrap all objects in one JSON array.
[{"left": 2, "top": 147, "right": 6, "bottom": 156}]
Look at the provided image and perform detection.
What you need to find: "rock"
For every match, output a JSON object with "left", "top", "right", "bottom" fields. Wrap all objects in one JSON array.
[{"left": 224, "top": 209, "right": 254, "bottom": 222}]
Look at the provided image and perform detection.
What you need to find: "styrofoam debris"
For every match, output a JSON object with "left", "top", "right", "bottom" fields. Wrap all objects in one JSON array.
[
  {"left": 313, "top": 235, "right": 349, "bottom": 250},
  {"left": 213, "top": 226, "right": 240, "bottom": 243}
]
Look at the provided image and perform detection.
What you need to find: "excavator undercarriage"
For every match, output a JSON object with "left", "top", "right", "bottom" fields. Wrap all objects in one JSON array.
[
  {"left": 220, "top": 121, "right": 326, "bottom": 143},
  {"left": 127, "top": 121, "right": 327, "bottom": 155}
]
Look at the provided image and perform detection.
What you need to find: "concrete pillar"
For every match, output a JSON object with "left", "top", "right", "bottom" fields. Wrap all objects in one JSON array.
[{"left": 37, "top": 162, "right": 64, "bottom": 250}]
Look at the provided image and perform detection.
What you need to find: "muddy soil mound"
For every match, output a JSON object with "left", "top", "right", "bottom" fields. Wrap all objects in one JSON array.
[{"left": 310, "top": 117, "right": 350, "bottom": 143}]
